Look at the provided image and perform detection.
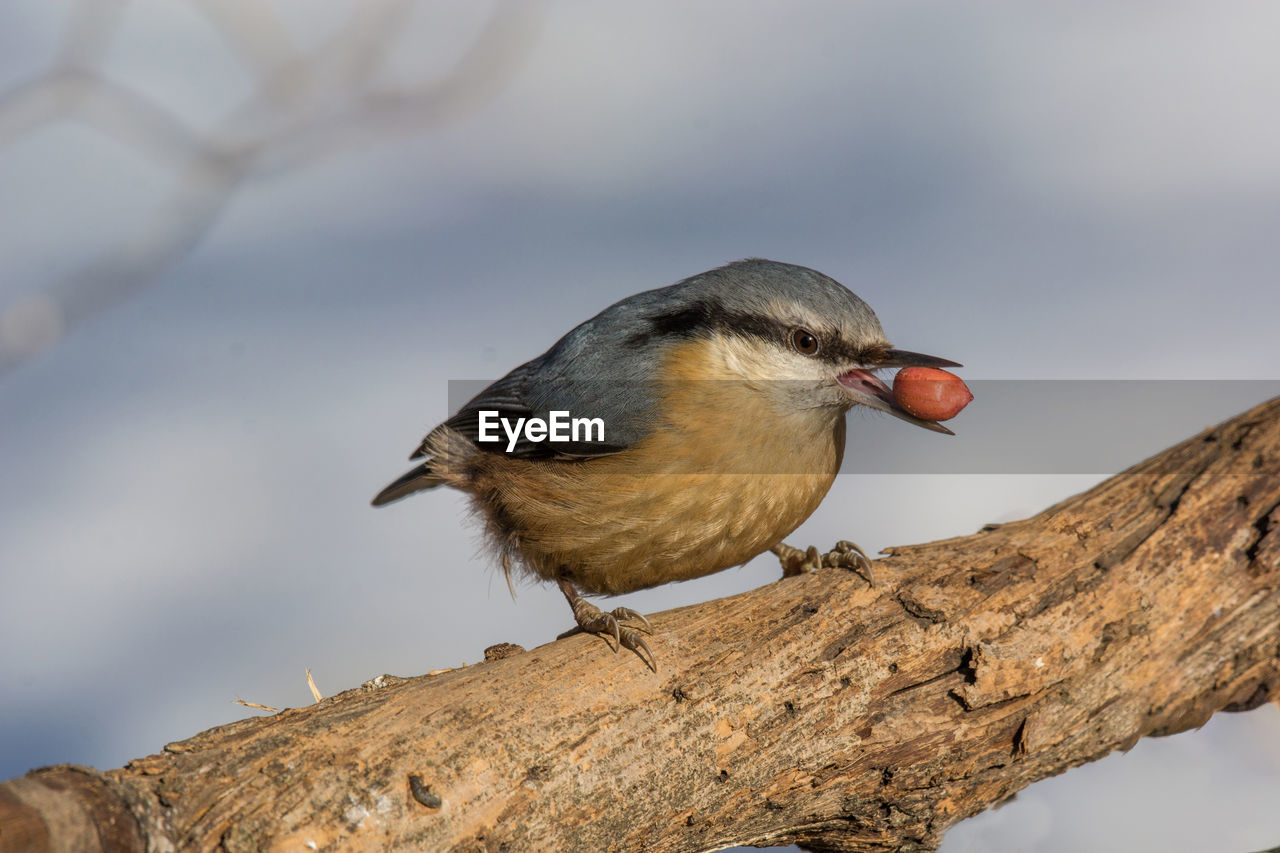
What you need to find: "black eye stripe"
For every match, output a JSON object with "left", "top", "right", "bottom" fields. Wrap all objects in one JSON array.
[{"left": 631, "top": 300, "right": 885, "bottom": 364}]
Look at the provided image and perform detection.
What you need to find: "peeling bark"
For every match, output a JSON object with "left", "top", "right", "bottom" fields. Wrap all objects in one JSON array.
[{"left": 3, "top": 397, "right": 1279, "bottom": 853}]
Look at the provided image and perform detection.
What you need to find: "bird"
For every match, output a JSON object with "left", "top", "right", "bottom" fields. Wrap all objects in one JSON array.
[{"left": 372, "top": 259, "right": 959, "bottom": 670}]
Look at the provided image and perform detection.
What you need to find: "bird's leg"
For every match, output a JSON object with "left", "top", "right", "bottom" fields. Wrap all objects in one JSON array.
[
  {"left": 556, "top": 578, "right": 656, "bottom": 671},
  {"left": 772, "top": 539, "right": 874, "bottom": 586},
  {"left": 773, "top": 542, "right": 822, "bottom": 577}
]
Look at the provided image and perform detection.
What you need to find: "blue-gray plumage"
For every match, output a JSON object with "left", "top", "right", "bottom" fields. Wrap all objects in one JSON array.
[{"left": 373, "top": 259, "right": 961, "bottom": 669}]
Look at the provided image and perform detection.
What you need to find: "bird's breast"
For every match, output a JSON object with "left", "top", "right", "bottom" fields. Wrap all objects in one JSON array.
[{"left": 468, "top": 337, "right": 848, "bottom": 594}]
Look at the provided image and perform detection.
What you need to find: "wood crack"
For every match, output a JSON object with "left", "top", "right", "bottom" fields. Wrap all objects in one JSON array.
[{"left": 1245, "top": 497, "right": 1279, "bottom": 566}]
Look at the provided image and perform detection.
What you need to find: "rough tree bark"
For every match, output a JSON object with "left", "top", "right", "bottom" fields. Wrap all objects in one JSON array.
[{"left": 3, "top": 397, "right": 1279, "bottom": 853}]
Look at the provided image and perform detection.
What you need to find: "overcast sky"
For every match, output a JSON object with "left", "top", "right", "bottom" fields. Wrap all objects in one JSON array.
[{"left": 2, "top": 3, "right": 1279, "bottom": 851}]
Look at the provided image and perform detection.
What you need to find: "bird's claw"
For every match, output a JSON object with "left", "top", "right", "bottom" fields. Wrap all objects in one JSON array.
[
  {"left": 590, "top": 611, "right": 656, "bottom": 671},
  {"left": 829, "top": 540, "right": 874, "bottom": 585},
  {"left": 772, "top": 539, "right": 874, "bottom": 586},
  {"left": 609, "top": 606, "right": 653, "bottom": 633},
  {"left": 618, "top": 626, "right": 656, "bottom": 672},
  {"left": 587, "top": 608, "right": 654, "bottom": 650},
  {"left": 559, "top": 580, "right": 658, "bottom": 671},
  {"left": 599, "top": 608, "right": 655, "bottom": 672}
]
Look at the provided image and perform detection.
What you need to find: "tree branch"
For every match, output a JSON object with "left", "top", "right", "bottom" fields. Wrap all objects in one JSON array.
[{"left": 4, "top": 398, "right": 1279, "bottom": 853}]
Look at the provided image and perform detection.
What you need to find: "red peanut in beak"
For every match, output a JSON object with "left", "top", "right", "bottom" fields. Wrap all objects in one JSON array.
[{"left": 891, "top": 367, "right": 973, "bottom": 421}]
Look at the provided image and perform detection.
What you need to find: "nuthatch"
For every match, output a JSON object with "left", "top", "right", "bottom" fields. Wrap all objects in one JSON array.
[{"left": 373, "top": 259, "right": 959, "bottom": 670}]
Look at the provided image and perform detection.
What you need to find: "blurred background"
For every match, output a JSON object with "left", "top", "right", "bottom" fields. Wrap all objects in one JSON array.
[{"left": 2, "top": 2, "right": 1279, "bottom": 851}]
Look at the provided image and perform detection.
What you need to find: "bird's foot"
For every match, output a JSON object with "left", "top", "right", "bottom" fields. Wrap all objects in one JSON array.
[
  {"left": 557, "top": 579, "right": 656, "bottom": 671},
  {"left": 772, "top": 540, "right": 874, "bottom": 585}
]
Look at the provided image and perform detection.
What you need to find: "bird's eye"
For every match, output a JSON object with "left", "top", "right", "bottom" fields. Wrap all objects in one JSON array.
[{"left": 791, "top": 328, "right": 820, "bottom": 356}]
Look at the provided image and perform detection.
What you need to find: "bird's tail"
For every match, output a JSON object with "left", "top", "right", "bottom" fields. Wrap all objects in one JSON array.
[
  {"left": 370, "top": 461, "right": 443, "bottom": 506},
  {"left": 371, "top": 425, "right": 470, "bottom": 506}
]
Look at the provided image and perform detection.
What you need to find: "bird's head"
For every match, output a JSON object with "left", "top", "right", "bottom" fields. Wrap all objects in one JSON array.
[{"left": 638, "top": 259, "right": 960, "bottom": 434}]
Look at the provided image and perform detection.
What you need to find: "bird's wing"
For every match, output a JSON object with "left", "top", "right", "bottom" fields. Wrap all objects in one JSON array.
[{"left": 415, "top": 362, "right": 642, "bottom": 461}]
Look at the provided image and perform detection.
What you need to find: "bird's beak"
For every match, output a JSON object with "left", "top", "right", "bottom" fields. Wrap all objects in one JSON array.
[
  {"left": 878, "top": 348, "right": 962, "bottom": 370},
  {"left": 835, "top": 349, "right": 962, "bottom": 435}
]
